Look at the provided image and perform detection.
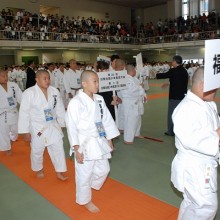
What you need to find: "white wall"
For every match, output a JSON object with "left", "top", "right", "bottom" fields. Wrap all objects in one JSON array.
[
  {"left": 0, "top": 0, "right": 131, "bottom": 23},
  {"left": 144, "top": 4, "right": 168, "bottom": 25}
]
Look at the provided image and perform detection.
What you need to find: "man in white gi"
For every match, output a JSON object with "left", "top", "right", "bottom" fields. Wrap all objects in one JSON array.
[
  {"left": 114, "top": 59, "right": 125, "bottom": 131},
  {"left": 54, "top": 63, "right": 68, "bottom": 108},
  {"left": 65, "top": 70, "right": 119, "bottom": 213},
  {"left": 63, "top": 59, "right": 81, "bottom": 100},
  {"left": 187, "top": 63, "right": 194, "bottom": 86},
  {"left": 18, "top": 70, "right": 67, "bottom": 180},
  {"left": 119, "top": 65, "right": 147, "bottom": 144},
  {"left": 171, "top": 67, "right": 220, "bottom": 220},
  {"left": 0, "top": 70, "right": 22, "bottom": 155},
  {"left": 47, "top": 63, "right": 56, "bottom": 87},
  {"left": 15, "top": 66, "right": 24, "bottom": 91}
]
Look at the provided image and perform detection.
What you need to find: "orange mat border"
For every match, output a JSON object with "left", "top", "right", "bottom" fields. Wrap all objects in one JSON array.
[{"left": 0, "top": 136, "right": 178, "bottom": 220}]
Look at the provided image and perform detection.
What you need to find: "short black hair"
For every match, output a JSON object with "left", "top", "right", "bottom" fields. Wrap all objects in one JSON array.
[
  {"left": 111, "top": 54, "right": 120, "bottom": 62},
  {"left": 173, "top": 55, "right": 182, "bottom": 65}
]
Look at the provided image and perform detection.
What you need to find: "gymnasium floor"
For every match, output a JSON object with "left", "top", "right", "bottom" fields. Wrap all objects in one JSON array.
[{"left": 1, "top": 79, "right": 220, "bottom": 220}]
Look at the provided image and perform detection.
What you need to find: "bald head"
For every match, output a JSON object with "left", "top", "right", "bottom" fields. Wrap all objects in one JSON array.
[
  {"left": 36, "top": 70, "right": 49, "bottom": 78},
  {"left": 0, "top": 69, "right": 7, "bottom": 75},
  {"left": 192, "top": 67, "right": 204, "bottom": 86},
  {"left": 81, "top": 70, "right": 97, "bottom": 83},
  {"left": 126, "top": 64, "right": 136, "bottom": 77}
]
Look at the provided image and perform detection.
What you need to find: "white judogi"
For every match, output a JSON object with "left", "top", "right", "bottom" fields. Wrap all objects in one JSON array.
[
  {"left": 65, "top": 90, "right": 119, "bottom": 205},
  {"left": 63, "top": 68, "right": 81, "bottom": 96},
  {"left": 171, "top": 90, "right": 219, "bottom": 220},
  {"left": 119, "top": 75, "right": 146, "bottom": 142},
  {"left": 187, "top": 67, "right": 194, "bottom": 86},
  {"left": 8, "top": 70, "right": 17, "bottom": 82},
  {"left": 18, "top": 84, "right": 67, "bottom": 172},
  {"left": 16, "top": 69, "right": 24, "bottom": 91},
  {"left": 139, "top": 66, "right": 150, "bottom": 91},
  {"left": 48, "top": 70, "right": 56, "bottom": 87},
  {"left": 55, "top": 69, "right": 68, "bottom": 108},
  {"left": 21, "top": 70, "right": 27, "bottom": 90},
  {"left": 0, "top": 82, "right": 22, "bottom": 151}
]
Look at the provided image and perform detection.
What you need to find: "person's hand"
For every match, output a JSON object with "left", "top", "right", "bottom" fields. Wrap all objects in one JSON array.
[
  {"left": 144, "top": 96, "right": 147, "bottom": 103},
  {"left": 108, "top": 140, "right": 114, "bottom": 151},
  {"left": 24, "top": 133, "right": 31, "bottom": 142},
  {"left": 74, "top": 146, "right": 84, "bottom": 163},
  {"left": 216, "top": 127, "right": 220, "bottom": 139},
  {"left": 161, "top": 82, "right": 169, "bottom": 89},
  {"left": 116, "top": 96, "right": 122, "bottom": 104},
  {"left": 68, "top": 93, "right": 73, "bottom": 99}
]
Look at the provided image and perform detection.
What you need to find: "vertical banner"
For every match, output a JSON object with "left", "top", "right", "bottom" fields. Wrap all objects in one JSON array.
[
  {"left": 204, "top": 39, "right": 220, "bottom": 92},
  {"left": 136, "top": 53, "right": 143, "bottom": 78}
]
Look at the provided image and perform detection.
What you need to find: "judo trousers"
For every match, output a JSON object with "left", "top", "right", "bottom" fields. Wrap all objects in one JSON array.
[
  {"left": 30, "top": 137, "right": 67, "bottom": 172},
  {"left": 75, "top": 159, "right": 110, "bottom": 205},
  {"left": 0, "top": 113, "right": 18, "bottom": 151}
]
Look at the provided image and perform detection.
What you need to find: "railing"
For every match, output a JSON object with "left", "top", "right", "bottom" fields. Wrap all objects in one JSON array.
[{"left": 0, "top": 29, "right": 220, "bottom": 45}]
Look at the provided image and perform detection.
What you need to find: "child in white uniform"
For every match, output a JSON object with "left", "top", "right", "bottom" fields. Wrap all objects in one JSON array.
[
  {"left": 0, "top": 70, "right": 22, "bottom": 155},
  {"left": 65, "top": 70, "right": 119, "bottom": 213},
  {"left": 18, "top": 70, "right": 67, "bottom": 180}
]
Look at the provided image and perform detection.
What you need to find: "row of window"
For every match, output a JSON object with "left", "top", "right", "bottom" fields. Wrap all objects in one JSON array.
[{"left": 183, "top": 0, "right": 209, "bottom": 19}]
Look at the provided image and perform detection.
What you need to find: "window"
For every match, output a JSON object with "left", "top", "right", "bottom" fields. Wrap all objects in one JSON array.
[
  {"left": 182, "top": 0, "right": 189, "bottom": 19},
  {"left": 200, "top": 0, "right": 209, "bottom": 16}
]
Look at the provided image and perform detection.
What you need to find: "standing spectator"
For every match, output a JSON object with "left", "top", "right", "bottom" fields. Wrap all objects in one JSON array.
[
  {"left": 26, "top": 60, "right": 36, "bottom": 89},
  {"left": 156, "top": 55, "right": 188, "bottom": 136}
]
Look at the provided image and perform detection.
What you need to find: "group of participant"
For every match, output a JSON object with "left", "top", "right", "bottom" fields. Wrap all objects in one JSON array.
[
  {"left": 0, "top": 54, "right": 149, "bottom": 213},
  {"left": 1, "top": 53, "right": 219, "bottom": 219}
]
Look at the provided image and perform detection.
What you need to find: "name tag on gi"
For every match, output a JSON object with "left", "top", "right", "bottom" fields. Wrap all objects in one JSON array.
[
  {"left": 7, "top": 97, "right": 15, "bottom": 106},
  {"left": 44, "top": 108, "right": 54, "bottom": 122},
  {"left": 95, "top": 121, "right": 106, "bottom": 137},
  {"left": 77, "top": 78, "right": 81, "bottom": 85}
]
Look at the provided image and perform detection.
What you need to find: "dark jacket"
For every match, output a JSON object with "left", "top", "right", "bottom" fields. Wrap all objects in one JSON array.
[
  {"left": 156, "top": 65, "right": 188, "bottom": 100},
  {"left": 26, "top": 67, "right": 36, "bottom": 89}
]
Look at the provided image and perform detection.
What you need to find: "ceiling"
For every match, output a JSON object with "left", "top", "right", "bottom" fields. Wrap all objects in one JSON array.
[{"left": 89, "top": 0, "right": 168, "bottom": 8}]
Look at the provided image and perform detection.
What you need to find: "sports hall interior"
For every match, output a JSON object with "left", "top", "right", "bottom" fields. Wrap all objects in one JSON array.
[{"left": 1, "top": 0, "right": 220, "bottom": 219}]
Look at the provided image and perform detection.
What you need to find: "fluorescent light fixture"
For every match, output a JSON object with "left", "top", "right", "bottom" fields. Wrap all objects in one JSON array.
[{"left": 23, "top": 48, "right": 36, "bottom": 51}]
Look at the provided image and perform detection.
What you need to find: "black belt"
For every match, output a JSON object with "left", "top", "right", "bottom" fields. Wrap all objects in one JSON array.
[{"left": 71, "top": 88, "right": 80, "bottom": 90}]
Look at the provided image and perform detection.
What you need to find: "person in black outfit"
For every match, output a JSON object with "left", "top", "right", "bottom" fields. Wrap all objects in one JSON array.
[
  {"left": 156, "top": 55, "right": 188, "bottom": 136},
  {"left": 96, "top": 60, "right": 116, "bottom": 121},
  {"left": 26, "top": 60, "right": 36, "bottom": 89}
]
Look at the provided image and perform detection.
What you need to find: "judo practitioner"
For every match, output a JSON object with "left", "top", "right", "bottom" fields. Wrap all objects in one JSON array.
[
  {"left": 63, "top": 59, "right": 81, "bottom": 100},
  {"left": 119, "top": 65, "right": 147, "bottom": 144},
  {"left": 18, "top": 70, "right": 67, "bottom": 180},
  {"left": 54, "top": 63, "right": 68, "bottom": 108},
  {"left": 65, "top": 70, "right": 120, "bottom": 213},
  {"left": 0, "top": 70, "right": 22, "bottom": 155},
  {"left": 171, "top": 67, "right": 220, "bottom": 220}
]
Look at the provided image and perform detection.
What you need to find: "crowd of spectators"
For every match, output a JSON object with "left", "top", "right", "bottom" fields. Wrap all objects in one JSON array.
[{"left": 0, "top": 7, "right": 220, "bottom": 43}]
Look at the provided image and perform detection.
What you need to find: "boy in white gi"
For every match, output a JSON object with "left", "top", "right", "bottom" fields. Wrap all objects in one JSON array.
[
  {"left": 0, "top": 70, "right": 22, "bottom": 155},
  {"left": 120, "top": 65, "right": 147, "bottom": 144},
  {"left": 171, "top": 67, "right": 220, "bottom": 220},
  {"left": 18, "top": 70, "right": 67, "bottom": 180},
  {"left": 65, "top": 70, "right": 119, "bottom": 213}
]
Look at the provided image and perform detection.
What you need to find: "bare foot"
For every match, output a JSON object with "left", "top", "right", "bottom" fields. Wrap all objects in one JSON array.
[
  {"left": 84, "top": 201, "right": 100, "bottom": 213},
  {"left": 37, "top": 169, "right": 44, "bottom": 178},
  {"left": 135, "top": 135, "right": 145, "bottom": 139},
  {"left": 57, "top": 172, "right": 68, "bottom": 181},
  {"left": 124, "top": 141, "right": 133, "bottom": 145},
  {"left": 6, "top": 150, "right": 12, "bottom": 156}
]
